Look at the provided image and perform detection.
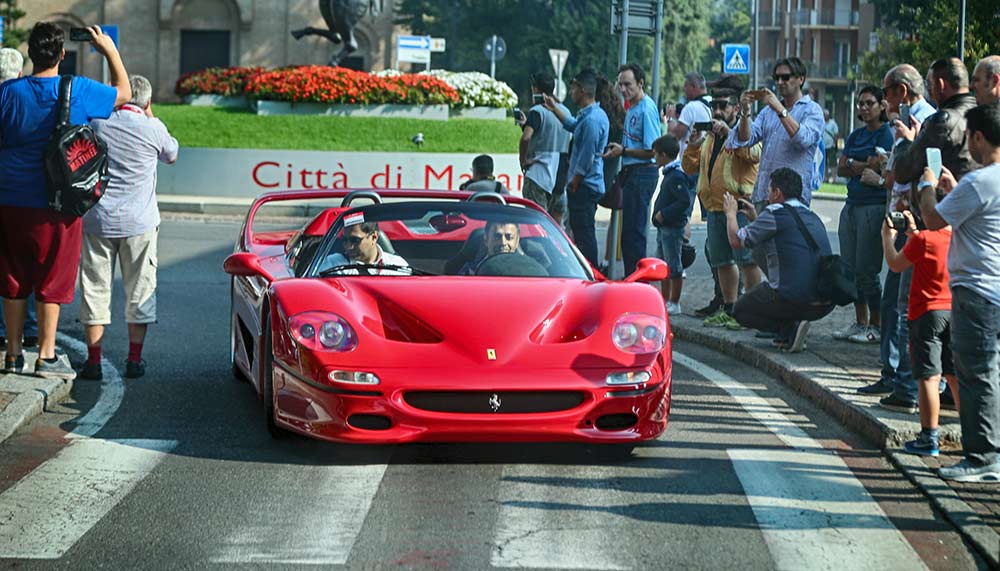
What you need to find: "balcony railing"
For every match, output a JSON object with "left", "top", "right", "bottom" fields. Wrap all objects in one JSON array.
[
  {"left": 755, "top": 11, "right": 782, "bottom": 27},
  {"left": 794, "top": 9, "right": 860, "bottom": 27}
]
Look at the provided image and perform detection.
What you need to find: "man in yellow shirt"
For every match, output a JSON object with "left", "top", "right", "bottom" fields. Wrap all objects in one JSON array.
[{"left": 682, "top": 75, "right": 762, "bottom": 328}]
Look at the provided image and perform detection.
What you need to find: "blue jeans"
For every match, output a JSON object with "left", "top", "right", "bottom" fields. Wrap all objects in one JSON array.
[
  {"left": 568, "top": 186, "right": 601, "bottom": 268},
  {"left": 950, "top": 287, "right": 1000, "bottom": 466},
  {"left": 621, "top": 165, "right": 659, "bottom": 274},
  {"left": 880, "top": 268, "right": 917, "bottom": 400},
  {"left": 656, "top": 225, "right": 686, "bottom": 279},
  {"left": 0, "top": 297, "right": 38, "bottom": 338}
]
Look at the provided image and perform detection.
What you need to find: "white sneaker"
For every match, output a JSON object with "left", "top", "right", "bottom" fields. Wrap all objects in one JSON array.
[
  {"left": 848, "top": 325, "right": 881, "bottom": 344},
  {"left": 832, "top": 323, "right": 865, "bottom": 340},
  {"left": 666, "top": 302, "right": 682, "bottom": 315}
]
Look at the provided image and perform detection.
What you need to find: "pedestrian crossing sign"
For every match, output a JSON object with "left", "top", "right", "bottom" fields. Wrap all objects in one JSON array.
[{"left": 723, "top": 44, "right": 751, "bottom": 74}]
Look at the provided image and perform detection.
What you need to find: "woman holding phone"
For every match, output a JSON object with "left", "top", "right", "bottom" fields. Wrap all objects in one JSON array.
[{"left": 832, "top": 85, "right": 895, "bottom": 344}]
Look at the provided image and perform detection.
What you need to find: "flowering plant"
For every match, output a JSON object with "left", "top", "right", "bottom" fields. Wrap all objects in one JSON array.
[
  {"left": 419, "top": 70, "right": 518, "bottom": 109},
  {"left": 175, "top": 66, "right": 264, "bottom": 97},
  {"left": 244, "top": 66, "right": 460, "bottom": 105}
]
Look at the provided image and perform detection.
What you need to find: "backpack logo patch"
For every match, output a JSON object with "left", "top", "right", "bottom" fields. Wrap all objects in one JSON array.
[{"left": 66, "top": 138, "right": 98, "bottom": 172}]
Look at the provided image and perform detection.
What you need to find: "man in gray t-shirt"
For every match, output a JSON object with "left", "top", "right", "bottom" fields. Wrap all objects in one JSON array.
[{"left": 916, "top": 102, "right": 1000, "bottom": 483}]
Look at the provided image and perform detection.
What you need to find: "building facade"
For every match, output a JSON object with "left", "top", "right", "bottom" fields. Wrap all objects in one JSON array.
[
  {"left": 752, "top": 0, "right": 878, "bottom": 135},
  {"left": 21, "top": 0, "right": 403, "bottom": 101}
]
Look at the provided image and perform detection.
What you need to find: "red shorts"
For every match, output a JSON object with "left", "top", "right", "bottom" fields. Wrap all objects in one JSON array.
[{"left": 0, "top": 206, "right": 82, "bottom": 304}]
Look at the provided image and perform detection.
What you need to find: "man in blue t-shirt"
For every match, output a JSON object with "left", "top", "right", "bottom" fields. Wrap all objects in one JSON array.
[
  {"left": 603, "top": 62, "right": 662, "bottom": 274},
  {"left": 0, "top": 22, "right": 130, "bottom": 379}
]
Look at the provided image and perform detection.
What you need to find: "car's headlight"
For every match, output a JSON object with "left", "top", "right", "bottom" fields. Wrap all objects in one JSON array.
[
  {"left": 612, "top": 313, "right": 667, "bottom": 354},
  {"left": 288, "top": 311, "right": 357, "bottom": 352}
]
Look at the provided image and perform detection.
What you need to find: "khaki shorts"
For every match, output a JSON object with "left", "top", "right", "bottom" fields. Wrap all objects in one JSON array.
[{"left": 79, "top": 229, "right": 158, "bottom": 325}]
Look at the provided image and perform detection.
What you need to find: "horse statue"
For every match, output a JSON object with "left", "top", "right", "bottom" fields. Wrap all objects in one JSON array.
[{"left": 291, "top": 0, "right": 383, "bottom": 67}]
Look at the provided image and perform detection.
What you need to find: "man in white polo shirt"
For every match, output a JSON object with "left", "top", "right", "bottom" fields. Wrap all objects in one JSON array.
[{"left": 78, "top": 75, "right": 179, "bottom": 380}]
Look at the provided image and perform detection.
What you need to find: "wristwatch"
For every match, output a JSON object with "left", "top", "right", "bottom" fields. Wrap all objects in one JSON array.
[
  {"left": 847, "top": 158, "right": 855, "bottom": 168},
  {"left": 778, "top": 108, "right": 789, "bottom": 118}
]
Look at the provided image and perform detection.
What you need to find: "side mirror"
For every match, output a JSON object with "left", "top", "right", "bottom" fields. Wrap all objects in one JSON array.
[
  {"left": 224, "top": 252, "right": 274, "bottom": 282},
  {"left": 428, "top": 213, "right": 468, "bottom": 233},
  {"left": 624, "top": 257, "right": 669, "bottom": 283}
]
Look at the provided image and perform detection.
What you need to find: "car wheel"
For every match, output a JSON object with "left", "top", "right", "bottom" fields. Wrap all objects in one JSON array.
[
  {"left": 262, "top": 311, "right": 288, "bottom": 439},
  {"left": 230, "top": 280, "right": 248, "bottom": 383}
]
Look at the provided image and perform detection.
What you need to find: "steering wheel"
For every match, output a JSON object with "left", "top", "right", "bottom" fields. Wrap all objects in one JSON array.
[{"left": 475, "top": 252, "right": 548, "bottom": 277}]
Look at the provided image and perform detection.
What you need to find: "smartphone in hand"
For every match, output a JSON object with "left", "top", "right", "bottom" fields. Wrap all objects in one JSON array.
[
  {"left": 69, "top": 27, "right": 92, "bottom": 42},
  {"left": 693, "top": 121, "right": 713, "bottom": 131},
  {"left": 898, "top": 103, "right": 910, "bottom": 127},
  {"left": 926, "top": 147, "right": 943, "bottom": 178}
]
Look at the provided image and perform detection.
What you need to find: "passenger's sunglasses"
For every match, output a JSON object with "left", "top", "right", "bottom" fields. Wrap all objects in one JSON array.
[
  {"left": 344, "top": 233, "right": 372, "bottom": 246},
  {"left": 772, "top": 73, "right": 795, "bottom": 82}
]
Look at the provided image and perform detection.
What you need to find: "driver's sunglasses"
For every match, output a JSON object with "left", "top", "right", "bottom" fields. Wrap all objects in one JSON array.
[
  {"left": 493, "top": 232, "right": 517, "bottom": 241},
  {"left": 710, "top": 100, "right": 733, "bottom": 109},
  {"left": 772, "top": 73, "right": 795, "bottom": 82},
  {"left": 344, "top": 233, "right": 372, "bottom": 246}
]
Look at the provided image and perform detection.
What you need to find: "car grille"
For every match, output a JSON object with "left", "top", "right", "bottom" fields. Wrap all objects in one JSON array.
[{"left": 403, "top": 391, "right": 586, "bottom": 414}]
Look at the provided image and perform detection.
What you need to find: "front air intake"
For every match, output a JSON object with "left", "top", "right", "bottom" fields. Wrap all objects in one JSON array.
[
  {"left": 347, "top": 414, "right": 392, "bottom": 430},
  {"left": 594, "top": 413, "right": 639, "bottom": 430}
]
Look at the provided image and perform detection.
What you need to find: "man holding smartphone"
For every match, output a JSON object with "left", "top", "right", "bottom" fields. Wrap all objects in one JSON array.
[
  {"left": 602, "top": 63, "right": 662, "bottom": 274},
  {"left": 519, "top": 72, "right": 571, "bottom": 223},
  {"left": 0, "top": 23, "right": 130, "bottom": 378},
  {"left": 893, "top": 57, "right": 978, "bottom": 185}
]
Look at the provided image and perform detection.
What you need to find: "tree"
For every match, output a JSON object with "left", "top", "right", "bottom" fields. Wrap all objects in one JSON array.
[
  {"left": 396, "top": 0, "right": 710, "bottom": 106},
  {"left": 860, "top": 0, "right": 999, "bottom": 85},
  {"left": 700, "top": 0, "right": 751, "bottom": 78},
  {"left": 0, "top": 0, "right": 28, "bottom": 49}
]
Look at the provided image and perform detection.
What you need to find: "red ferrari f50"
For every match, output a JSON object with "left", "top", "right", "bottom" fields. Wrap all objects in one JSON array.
[{"left": 224, "top": 189, "right": 673, "bottom": 451}]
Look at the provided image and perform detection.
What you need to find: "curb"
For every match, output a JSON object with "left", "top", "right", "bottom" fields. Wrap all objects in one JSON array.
[
  {"left": 671, "top": 316, "right": 999, "bottom": 568},
  {"left": 0, "top": 374, "right": 74, "bottom": 444}
]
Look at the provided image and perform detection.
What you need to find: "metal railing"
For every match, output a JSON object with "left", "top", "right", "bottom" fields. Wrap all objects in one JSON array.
[
  {"left": 794, "top": 9, "right": 860, "bottom": 27},
  {"left": 755, "top": 11, "right": 782, "bottom": 27}
]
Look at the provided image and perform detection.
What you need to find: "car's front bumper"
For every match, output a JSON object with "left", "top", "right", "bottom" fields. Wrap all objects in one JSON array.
[{"left": 270, "top": 362, "right": 671, "bottom": 444}]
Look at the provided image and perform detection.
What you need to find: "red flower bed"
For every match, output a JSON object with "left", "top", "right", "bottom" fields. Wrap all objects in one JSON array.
[
  {"left": 243, "top": 66, "right": 460, "bottom": 105},
  {"left": 175, "top": 66, "right": 264, "bottom": 97}
]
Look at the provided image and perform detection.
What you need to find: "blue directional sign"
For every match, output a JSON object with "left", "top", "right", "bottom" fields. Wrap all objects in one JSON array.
[
  {"left": 397, "top": 35, "right": 431, "bottom": 65},
  {"left": 723, "top": 44, "right": 751, "bottom": 74},
  {"left": 0, "top": 17, "right": 5, "bottom": 44}
]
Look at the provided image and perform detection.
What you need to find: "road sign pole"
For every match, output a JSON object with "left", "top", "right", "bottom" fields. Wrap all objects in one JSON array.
[
  {"left": 958, "top": 0, "right": 966, "bottom": 60},
  {"left": 651, "top": 0, "right": 663, "bottom": 104},
  {"left": 752, "top": 0, "right": 759, "bottom": 89},
  {"left": 490, "top": 34, "right": 497, "bottom": 78},
  {"left": 618, "top": 0, "right": 629, "bottom": 67}
]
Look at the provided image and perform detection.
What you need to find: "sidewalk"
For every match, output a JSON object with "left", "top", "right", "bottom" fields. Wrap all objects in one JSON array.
[
  {"left": 0, "top": 349, "right": 74, "bottom": 443},
  {"left": 671, "top": 270, "right": 999, "bottom": 567}
]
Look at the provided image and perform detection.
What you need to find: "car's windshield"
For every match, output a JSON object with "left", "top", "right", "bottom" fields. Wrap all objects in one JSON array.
[{"left": 305, "top": 201, "right": 592, "bottom": 280}]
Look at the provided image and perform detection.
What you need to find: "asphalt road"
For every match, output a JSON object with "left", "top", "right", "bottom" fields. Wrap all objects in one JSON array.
[{"left": 0, "top": 216, "right": 985, "bottom": 570}]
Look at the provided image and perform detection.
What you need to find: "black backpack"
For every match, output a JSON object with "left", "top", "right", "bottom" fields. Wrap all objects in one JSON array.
[
  {"left": 44, "top": 75, "right": 109, "bottom": 217},
  {"left": 786, "top": 205, "right": 856, "bottom": 307}
]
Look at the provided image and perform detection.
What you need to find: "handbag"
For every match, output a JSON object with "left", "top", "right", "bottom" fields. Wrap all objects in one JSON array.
[
  {"left": 786, "top": 205, "right": 856, "bottom": 307},
  {"left": 598, "top": 169, "right": 625, "bottom": 210}
]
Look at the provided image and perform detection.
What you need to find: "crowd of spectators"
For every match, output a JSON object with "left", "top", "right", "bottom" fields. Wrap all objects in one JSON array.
[
  {"left": 1, "top": 23, "right": 175, "bottom": 382},
  {"left": 524, "top": 52, "right": 1000, "bottom": 483}
]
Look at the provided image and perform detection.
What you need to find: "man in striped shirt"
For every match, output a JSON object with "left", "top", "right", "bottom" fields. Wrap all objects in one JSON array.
[{"left": 78, "top": 75, "right": 179, "bottom": 380}]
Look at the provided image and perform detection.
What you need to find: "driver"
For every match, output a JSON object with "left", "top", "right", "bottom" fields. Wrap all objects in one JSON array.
[
  {"left": 324, "top": 220, "right": 410, "bottom": 275},
  {"left": 460, "top": 221, "right": 522, "bottom": 275}
]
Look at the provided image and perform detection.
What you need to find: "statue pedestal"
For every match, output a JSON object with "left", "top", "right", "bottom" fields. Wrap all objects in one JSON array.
[{"left": 255, "top": 101, "right": 450, "bottom": 120}]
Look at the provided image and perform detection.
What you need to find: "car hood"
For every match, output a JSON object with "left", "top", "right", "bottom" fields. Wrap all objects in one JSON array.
[{"left": 272, "top": 277, "right": 667, "bottom": 370}]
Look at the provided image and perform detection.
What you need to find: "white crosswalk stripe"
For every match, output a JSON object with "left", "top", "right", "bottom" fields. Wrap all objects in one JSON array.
[
  {"left": 674, "top": 352, "right": 928, "bottom": 571},
  {"left": 491, "top": 463, "right": 630, "bottom": 570},
  {"left": 209, "top": 463, "right": 388, "bottom": 565},
  {"left": 0, "top": 438, "right": 177, "bottom": 559}
]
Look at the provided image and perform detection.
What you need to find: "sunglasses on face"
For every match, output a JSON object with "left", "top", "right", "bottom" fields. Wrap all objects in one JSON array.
[
  {"left": 857, "top": 100, "right": 879, "bottom": 108},
  {"left": 710, "top": 100, "right": 732, "bottom": 109},
  {"left": 344, "top": 233, "right": 372, "bottom": 246},
  {"left": 772, "top": 73, "right": 795, "bottom": 82}
]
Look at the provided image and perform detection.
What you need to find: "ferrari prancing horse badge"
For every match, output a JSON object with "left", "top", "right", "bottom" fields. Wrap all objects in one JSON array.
[{"left": 486, "top": 348, "right": 497, "bottom": 361}]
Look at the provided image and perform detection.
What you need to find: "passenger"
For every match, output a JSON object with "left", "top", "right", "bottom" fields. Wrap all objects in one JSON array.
[
  {"left": 459, "top": 222, "right": 522, "bottom": 275},
  {"left": 324, "top": 221, "right": 410, "bottom": 275}
]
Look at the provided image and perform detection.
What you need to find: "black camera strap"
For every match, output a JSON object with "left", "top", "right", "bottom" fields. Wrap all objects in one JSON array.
[{"left": 785, "top": 204, "right": 820, "bottom": 252}]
